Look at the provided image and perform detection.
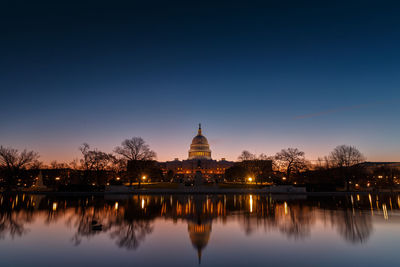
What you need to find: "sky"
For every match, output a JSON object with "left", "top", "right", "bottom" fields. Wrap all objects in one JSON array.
[{"left": 1, "top": 0, "right": 400, "bottom": 164}]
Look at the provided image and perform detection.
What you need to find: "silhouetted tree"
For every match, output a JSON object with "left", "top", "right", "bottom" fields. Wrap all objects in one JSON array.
[
  {"left": 114, "top": 137, "right": 156, "bottom": 186},
  {"left": 79, "top": 143, "right": 115, "bottom": 185},
  {"left": 275, "top": 148, "right": 307, "bottom": 182},
  {"left": 114, "top": 137, "right": 156, "bottom": 161},
  {"left": 238, "top": 150, "right": 256, "bottom": 161},
  {"left": 50, "top": 160, "right": 69, "bottom": 169},
  {"left": 235, "top": 152, "right": 274, "bottom": 184},
  {"left": 329, "top": 145, "right": 365, "bottom": 190},
  {"left": 0, "top": 146, "right": 39, "bottom": 189}
]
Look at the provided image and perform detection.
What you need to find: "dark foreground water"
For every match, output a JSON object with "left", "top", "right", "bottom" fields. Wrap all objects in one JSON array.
[{"left": 0, "top": 193, "right": 400, "bottom": 267}]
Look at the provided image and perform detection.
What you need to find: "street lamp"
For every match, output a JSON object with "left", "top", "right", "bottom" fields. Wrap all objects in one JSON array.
[{"left": 248, "top": 177, "right": 253, "bottom": 183}]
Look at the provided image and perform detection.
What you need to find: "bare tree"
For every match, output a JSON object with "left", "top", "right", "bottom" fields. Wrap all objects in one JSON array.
[
  {"left": 69, "top": 158, "right": 80, "bottom": 170},
  {"left": 329, "top": 145, "right": 365, "bottom": 168},
  {"left": 79, "top": 143, "right": 115, "bottom": 185},
  {"left": 114, "top": 137, "right": 156, "bottom": 161},
  {"left": 236, "top": 152, "right": 274, "bottom": 184},
  {"left": 114, "top": 137, "right": 156, "bottom": 186},
  {"left": 0, "top": 146, "right": 39, "bottom": 189},
  {"left": 275, "top": 148, "right": 307, "bottom": 182},
  {"left": 50, "top": 160, "right": 68, "bottom": 169},
  {"left": 315, "top": 156, "right": 331, "bottom": 170},
  {"left": 329, "top": 145, "right": 365, "bottom": 190},
  {"left": 238, "top": 150, "right": 256, "bottom": 161}
]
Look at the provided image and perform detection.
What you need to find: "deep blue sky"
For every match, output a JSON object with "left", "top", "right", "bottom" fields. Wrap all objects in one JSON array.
[{"left": 1, "top": 1, "right": 399, "bottom": 163}]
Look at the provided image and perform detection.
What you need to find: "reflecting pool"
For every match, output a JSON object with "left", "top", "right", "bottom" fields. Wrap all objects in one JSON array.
[{"left": 1, "top": 193, "right": 400, "bottom": 266}]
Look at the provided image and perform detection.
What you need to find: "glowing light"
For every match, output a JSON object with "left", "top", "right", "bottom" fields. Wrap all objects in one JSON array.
[
  {"left": 142, "top": 176, "right": 147, "bottom": 180},
  {"left": 248, "top": 177, "right": 253, "bottom": 182},
  {"left": 284, "top": 201, "right": 288, "bottom": 215},
  {"left": 55, "top": 177, "right": 60, "bottom": 181},
  {"left": 282, "top": 177, "right": 287, "bottom": 181},
  {"left": 141, "top": 199, "right": 145, "bottom": 209},
  {"left": 116, "top": 177, "right": 120, "bottom": 181},
  {"left": 114, "top": 202, "right": 118, "bottom": 210},
  {"left": 52, "top": 202, "right": 57, "bottom": 211},
  {"left": 357, "top": 194, "right": 360, "bottom": 201},
  {"left": 249, "top": 195, "right": 253, "bottom": 213},
  {"left": 367, "top": 182, "right": 370, "bottom": 187},
  {"left": 378, "top": 175, "right": 383, "bottom": 179}
]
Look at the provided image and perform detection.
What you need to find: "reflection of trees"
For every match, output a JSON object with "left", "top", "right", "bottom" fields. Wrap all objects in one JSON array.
[
  {"left": 0, "top": 193, "right": 381, "bottom": 249},
  {"left": 276, "top": 205, "right": 313, "bottom": 240},
  {"left": 236, "top": 197, "right": 314, "bottom": 240},
  {"left": 0, "top": 212, "right": 27, "bottom": 239},
  {"left": 335, "top": 208, "right": 372, "bottom": 244},
  {"left": 69, "top": 206, "right": 112, "bottom": 246},
  {"left": 0, "top": 194, "right": 36, "bottom": 239},
  {"left": 108, "top": 197, "right": 159, "bottom": 250},
  {"left": 110, "top": 220, "right": 152, "bottom": 250}
]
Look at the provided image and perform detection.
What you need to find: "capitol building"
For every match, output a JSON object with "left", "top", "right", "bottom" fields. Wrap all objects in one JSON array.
[{"left": 159, "top": 124, "right": 234, "bottom": 181}]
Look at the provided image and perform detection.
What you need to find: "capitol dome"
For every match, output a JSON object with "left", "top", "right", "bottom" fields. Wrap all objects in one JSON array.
[{"left": 188, "top": 124, "right": 212, "bottom": 159}]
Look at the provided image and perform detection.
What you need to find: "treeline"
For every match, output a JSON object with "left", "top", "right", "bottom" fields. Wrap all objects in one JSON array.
[
  {"left": 226, "top": 145, "right": 400, "bottom": 191},
  {"left": 1, "top": 140, "right": 399, "bottom": 191},
  {"left": 0, "top": 137, "right": 160, "bottom": 190}
]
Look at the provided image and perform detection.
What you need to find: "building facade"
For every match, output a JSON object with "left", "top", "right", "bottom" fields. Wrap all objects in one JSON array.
[{"left": 159, "top": 124, "right": 234, "bottom": 181}]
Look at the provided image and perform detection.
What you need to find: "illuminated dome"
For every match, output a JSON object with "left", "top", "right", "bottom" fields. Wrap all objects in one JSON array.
[{"left": 188, "top": 124, "right": 211, "bottom": 159}]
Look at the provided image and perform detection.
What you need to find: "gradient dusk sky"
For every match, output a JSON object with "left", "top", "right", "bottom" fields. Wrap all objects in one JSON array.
[{"left": 1, "top": 1, "right": 400, "bottom": 163}]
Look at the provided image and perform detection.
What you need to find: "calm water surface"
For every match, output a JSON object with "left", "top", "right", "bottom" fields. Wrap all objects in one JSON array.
[{"left": 0, "top": 193, "right": 399, "bottom": 266}]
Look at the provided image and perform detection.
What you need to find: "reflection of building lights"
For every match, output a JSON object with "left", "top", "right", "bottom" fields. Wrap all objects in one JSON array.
[
  {"left": 114, "top": 202, "right": 118, "bottom": 210},
  {"left": 369, "top": 194, "right": 374, "bottom": 215},
  {"left": 383, "top": 204, "right": 388, "bottom": 220},
  {"left": 397, "top": 196, "right": 400, "bottom": 209},
  {"left": 249, "top": 195, "right": 253, "bottom": 213},
  {"left": 284, "top": 201, "right": 288, "bottom": 215},
  {"left": 52, "top": 202, "right": 57, "bottom": 211}
]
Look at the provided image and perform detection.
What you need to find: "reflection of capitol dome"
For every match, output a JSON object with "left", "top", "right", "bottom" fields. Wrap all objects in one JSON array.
[
  {"left": 188, "top": 124, "right": 211, "bottom": 160},
  {"left": 188, "top": 222, "right": 212, "bottom": 264}
]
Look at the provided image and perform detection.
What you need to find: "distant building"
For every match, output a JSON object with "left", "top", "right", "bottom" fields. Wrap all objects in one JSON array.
[
  {"left": 159, "top": 124, "right": 234, "bottom": 181},
  {"left": 359, "top": 162, "right": 400, "bottom": 170}
]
